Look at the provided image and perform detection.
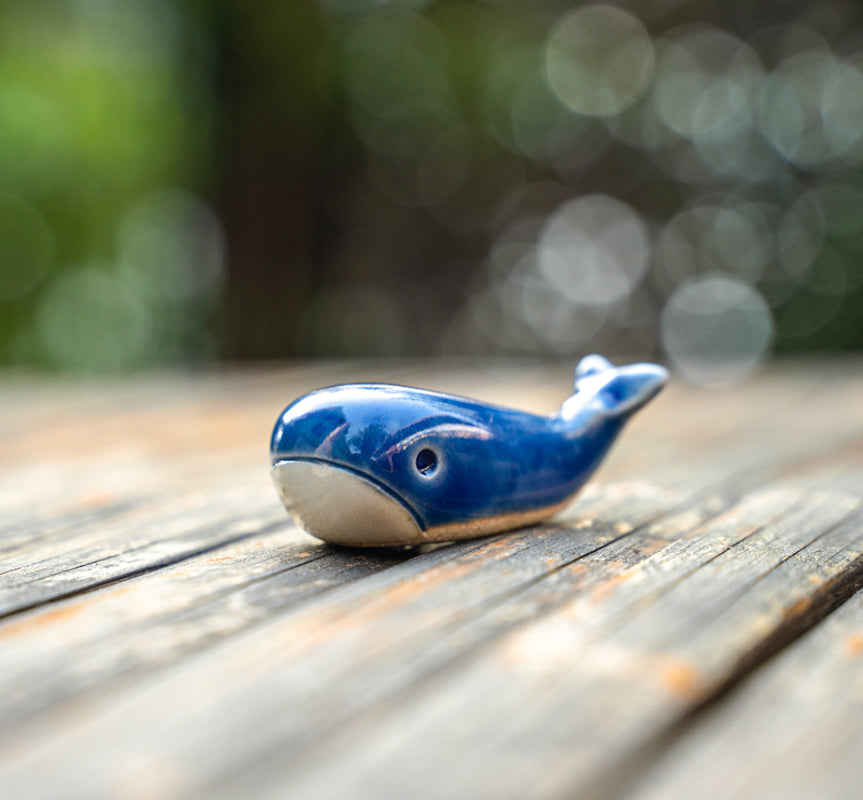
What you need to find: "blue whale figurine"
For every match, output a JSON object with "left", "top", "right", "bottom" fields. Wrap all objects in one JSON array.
[{"left": 270, "top": 355, "right": 668, "bottom": 546}]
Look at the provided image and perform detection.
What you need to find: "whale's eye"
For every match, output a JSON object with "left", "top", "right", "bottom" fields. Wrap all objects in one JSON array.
[{"left": 415, "top": 448, "right": 438, "bottom": 477}]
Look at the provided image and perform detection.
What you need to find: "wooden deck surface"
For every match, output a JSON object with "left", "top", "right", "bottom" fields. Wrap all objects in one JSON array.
[{"left": 2, "top": 359, "right": 862, "bottom": 799}]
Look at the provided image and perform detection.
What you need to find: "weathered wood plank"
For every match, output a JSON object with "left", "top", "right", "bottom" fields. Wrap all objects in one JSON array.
[
  {"left": 0, "top": 489, "right": 285, "bottom": 616},
  {"left": 628, "top": 582, "right": 863, "bottom": 800},
  {"left": 604, "top": 374, "right": 863, "bottom": 495},
  {"left": 0, "top": 482, "right": 686, "bottom": 738},
  {"left": 0, "top": 525, "right": 413, "bottom": 735},
  {"left": 0, "top": 488, "right": 860, "bottom": 799},
  {"left": 235, "top": 492, "right": 863, "bottom": 800},
  {"left": 4, "top": 364, "right": 861, "bottom": 616},
  {"left": 0, "top": 483, "right": 717, "bottom": 797},
  {"left": 0, "top": 361, "right": 862, "bottom": 800}
]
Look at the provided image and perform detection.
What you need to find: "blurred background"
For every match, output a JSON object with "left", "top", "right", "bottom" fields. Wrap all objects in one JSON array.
[{"left": 1, "top": 0, "right": 862, "bottom": 385}]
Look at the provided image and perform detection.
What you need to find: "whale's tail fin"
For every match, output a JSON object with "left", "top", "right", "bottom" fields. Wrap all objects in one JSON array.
[
  {"left": 574, "top": 354, "right": 615, "bottom": 386},
  {"left": 569, "top": 354, "right": 668, "bottom": 418}
]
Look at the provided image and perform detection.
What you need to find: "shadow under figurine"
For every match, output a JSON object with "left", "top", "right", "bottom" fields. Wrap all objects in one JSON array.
[{"left": 270, "top": 355, "right": 668, "bottom": 547}]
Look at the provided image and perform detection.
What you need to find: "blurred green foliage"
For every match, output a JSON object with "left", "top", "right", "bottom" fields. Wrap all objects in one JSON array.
[
  {"left": 0, "top": 0, "right": 217, "bottom": 370},
  {"left": 1, "top": 0, "right": 863, "bottom": 378}
]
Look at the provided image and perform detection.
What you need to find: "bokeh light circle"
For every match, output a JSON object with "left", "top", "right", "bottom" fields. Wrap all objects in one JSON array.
[
  {"left": 758, "top": 50, "right": 839, "bottom": 167},
  {"left": 0, "top": 194, "right": 52, "bottom": 300},
  {"left": 36, "top": 266, "right": 154, "bottom": 372},
  {"left": 500, "top": 251, "right": 607, "bottom": 353},
  {"left": 544, "top": 5, "right": 654, "bottom": 118},
  {"left": 661, "top": 275, "right": 773, "bottom": 385},
  {"left": 654, "top": 203, "right": 772, "bottom": 293},
  {"left": 538, "top": 194, "right": 650, "bottom": 306},
  {"left": 821, "top": 62, "right": 863, "bottom": 161},
  {"left": 653, "top": 26, "right": 762, "bottom": 140},
  {"left": 117, "top": 188, "right": 225, "bottom": 302}
]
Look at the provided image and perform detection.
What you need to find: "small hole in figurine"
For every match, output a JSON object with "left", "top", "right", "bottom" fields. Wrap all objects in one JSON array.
[{"left": 415, "top": 448, "right": 438, "bottom": 477}]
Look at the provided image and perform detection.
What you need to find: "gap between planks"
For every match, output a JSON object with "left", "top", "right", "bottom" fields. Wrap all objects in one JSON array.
[
  {"left": 0, "top": 487, "right": 862, "bottom": 800},
  {"left": 0, "top": 482, "right": 686, "bottom": 737},
  {"left": 626, "top": 579, "right": 863, "bottom": 800},
  {"left": 3, "top": 361, "right": 861, "bottom": 616},
  {"left": 2, "top": 363, "right": 863, "bottom": 798}
]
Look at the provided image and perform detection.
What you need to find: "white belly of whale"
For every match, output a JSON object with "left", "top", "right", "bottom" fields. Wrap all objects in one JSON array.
[
  {"left": 271, "top": 460, "right": 569, "bottom": 547},
  {"left": 271, "top": 460, "right": 423, "bottom": 547}
]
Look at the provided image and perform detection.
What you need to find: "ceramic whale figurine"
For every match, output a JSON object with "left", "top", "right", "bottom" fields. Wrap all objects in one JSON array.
[{"left": 270, "top": 355, "right": 668, "bottom": 547}]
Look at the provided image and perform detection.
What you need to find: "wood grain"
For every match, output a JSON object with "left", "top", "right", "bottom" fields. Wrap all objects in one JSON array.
[
  {"left": 629, "top": 580, "right": 863, "bottom": 800},
  {"left": 0, "top": 359, "right": 861, "bottom": 800}
]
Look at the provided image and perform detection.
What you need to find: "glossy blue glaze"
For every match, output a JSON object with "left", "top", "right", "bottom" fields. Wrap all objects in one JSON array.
[{"left": 270, "top": 355, "right": 668, "bottom": 544}]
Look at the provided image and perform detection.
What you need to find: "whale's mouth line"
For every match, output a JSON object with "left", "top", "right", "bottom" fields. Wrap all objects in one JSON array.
[{"left": 271, "top": 456, "right": 426, "bottom": 530}]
